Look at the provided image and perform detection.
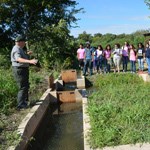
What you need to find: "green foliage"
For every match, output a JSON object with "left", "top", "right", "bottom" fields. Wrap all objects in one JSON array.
[
  {"left": 5, "top": 130, "right": 21, "bottom": 148},
  {"left": 0, "top": 68, "right": 18, "bottom": 114},
  {"left": 0, "top": 0, "right": 81, "bottom": 39},
  {"left": 76, "top": 30, "right": 147, "bottom": 49},
  {"left": 26, "top": 19, "right": 78, "bottom": 70},
  {"left": 0, "top": 67, "right": 49, "bottom": 114},
  {"left": 0, "top": 54, "right": 11, "bottom": 69},
  {"left": 145, "top": 0, "right": 150, "bottom": 10},
  {"left": 0, "top": 0, "right": 83, "bottom": 70},
  {"left": 88, "top": 74, "right": 150, "bottom": 148},
  {"left": 78, "top": 31, "right": 93, "bottom": 45}
]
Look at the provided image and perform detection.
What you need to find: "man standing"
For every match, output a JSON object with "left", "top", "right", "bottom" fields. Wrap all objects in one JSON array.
[
  {"left": 11, "top": 35, "right": 37, "bottom": 110},
  {"left": 83, "top": 42, "right": 94, "bottom": 76}
]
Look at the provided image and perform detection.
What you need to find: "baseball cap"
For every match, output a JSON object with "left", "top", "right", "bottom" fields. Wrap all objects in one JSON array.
[
  {"left": 85, "top": 41, "right": 90, "bottom": 45},
  {"left": 15, "top": 35, "right": 26, "bottom": 42}
]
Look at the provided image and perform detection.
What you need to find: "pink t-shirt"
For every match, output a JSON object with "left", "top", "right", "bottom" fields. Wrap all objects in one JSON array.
[
  {"left": 130, "top": 50, "right": 136, "bottom": 61},
  {"left": 104, "top": 50, "right": 111, "bottom": 59},
  {"left": 77, "top": 48, "right": 85, "bottom": 59}
]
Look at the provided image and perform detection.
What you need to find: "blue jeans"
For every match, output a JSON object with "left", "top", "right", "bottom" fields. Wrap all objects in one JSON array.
[
  {"left": 93, "top": 59, "right": 97, "bottom": 69},
  {"left": 122, "top": 56, "right": 128, "bottom": 72},
  {"left": 146, "top": 58, "right": 150, "bottom": 74},
  {"left": 130, "top": 61, "right": 136, "bottom": 73},
  {"left": 138, "top": 58, "right": 144, "bottom": 71},
  {"left": 104, "top": 58, "right": 110, "bottom": 73},
  {"left": 83, "top": 59, "right": 93, "bottom": 75},
  {"left": 96, "top": 58, "right": 103, "bottom": 72}
]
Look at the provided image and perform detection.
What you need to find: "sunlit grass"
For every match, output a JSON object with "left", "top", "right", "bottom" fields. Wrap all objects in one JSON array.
[{"left": 88, "top": 73, "right": 150, "bottom": 148}]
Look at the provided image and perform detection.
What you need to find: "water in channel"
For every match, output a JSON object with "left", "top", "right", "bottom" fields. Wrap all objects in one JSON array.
[
  {"left": 26, "top": 102, "right": 83, "bottom": 150},
  {"left": 43, "top": 103, "right": 83, "bottom": 150}
]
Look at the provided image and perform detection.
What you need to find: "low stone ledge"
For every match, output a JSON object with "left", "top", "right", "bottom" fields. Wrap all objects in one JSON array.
[
  {"left": 101, "top": 143, "right": 150, "bottom": 150},
  {"left": 138, "top": 73, "right": 150, "bottom": 82},
  {"left": 9, "top": 88, "right": 52, "bottom": 150},
  {"left": 77, "top": 77, "right": 85, "bottom": 89}
]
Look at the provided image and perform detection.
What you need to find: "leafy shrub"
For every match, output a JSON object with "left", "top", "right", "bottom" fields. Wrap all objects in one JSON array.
[
  {"left": 0, "top": 67, "right": 49, "bottom": 114},
  {"left": 0, "top": 54, "right": 11, "bottom": 69},
  {"left": 0, "top": 68, "right": 18, "bottom": 114}
]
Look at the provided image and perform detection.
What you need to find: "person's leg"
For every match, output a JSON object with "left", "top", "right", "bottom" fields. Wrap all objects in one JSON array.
[
  {"left": 113, "top": 57, "right": 117, "bottom": 73},
  {"left": 133, "top": 61, "right": 136, "bottom": 73},
  {"left": 83, "top": 59, "right": 88, "bottom": 75},
  {"left": 107, "top": 58, "right": 111, "bottom": 73},
  {"left": 99, "top": 58, "right": 103, "bottom": 73},
  {"left": 13, "top": 67, "right": 29, "bottom": 108},
  {"left": 122, "top": 56, "right": 125, "bottom": 71},
  {"left": 96, "top": 59, "right": 100, "bottom": 73},
  {"left": 117, "top": 58, "right": 121, "bottom": 73},
  {"left": 124, "top": 56, "right": 128, "bottom": 72},
  {"left": 141, "top": 58, "right": 144, "bottom": 71},
  {"left": 146, "top": 58, "right": 150, "bottom": 74},
  {"left": 89, "top": 59, "right": 93, "bottom": 75},
  {"left": 94, "top": 59, "right": 97, "bottom": 71},
  {"left": 79, "top": 59, "right": 83, "bottom": 70},
  {"left": 103, "top": 58, "right": 107, "bottom": 73},
  {"left": 138, "top": 59, "right": 141, "bottom": 71},
  {"left": 130, "top": 61, "right": 133, "bottom": 73}
]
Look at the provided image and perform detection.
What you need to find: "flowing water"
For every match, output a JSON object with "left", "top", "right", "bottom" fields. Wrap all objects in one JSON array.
[
  {"left": 43, "top": 103, "right": 83, "bottom": 150},
  {"left": 27, "top": 74, "right": 96, "bottom": 150},
  {"left": 27, "top": 103, "right": 83, "bottom": 150}
]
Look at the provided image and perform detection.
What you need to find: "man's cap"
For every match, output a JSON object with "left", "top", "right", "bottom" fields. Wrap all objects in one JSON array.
[
  {"left": 85, "top": 41, "right": 90, "bottom": 45},
  {"left": 15, "top": 35, "right": 26, "bottom": 42}
]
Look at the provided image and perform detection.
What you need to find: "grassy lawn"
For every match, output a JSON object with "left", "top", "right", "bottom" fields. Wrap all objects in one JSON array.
[{"left": 87, "top": 73, "right": 150, "bottom": 148}]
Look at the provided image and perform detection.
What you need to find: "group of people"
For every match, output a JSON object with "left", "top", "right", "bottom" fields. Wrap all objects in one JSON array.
[
  {"left": 77, "top": 41, "right": 150, "bottom": 76},
  {"left": 11, "top": 35, "right": 150, "bottom": 110}
]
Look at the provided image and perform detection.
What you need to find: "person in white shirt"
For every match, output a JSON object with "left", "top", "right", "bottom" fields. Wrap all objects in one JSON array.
[
  {"left": 95, "top": 45, "right": 104, "bottom": 74},
  {"left": 113, "top": 43, "right": 122, "bottom": 73}
]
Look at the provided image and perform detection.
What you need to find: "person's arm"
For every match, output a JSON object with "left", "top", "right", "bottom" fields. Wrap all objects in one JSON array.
[
  {"left": 92, "top": 51, "right": 94, "bottom": 61},
  {"left": 134, "top": 49, "right": 138, "bottom": 61},
  {"left": 16, "top": 57, "right": 37, "bottom": 65},
  {"left": 135, "top": 49, "right": 138, "bottom": 59},
  {"left": 143, "top": 49, "right": 145, "bottom": 59},
  {"left": 84, "top": 49, "right": 86, "bottom": 60},
  {"left": 77, "top": 49, "right": 79, "bottom": 60},
  {"left": 112, "top": 49, "right": 116, "bottom": 54},
  {"left": 119, "top": 49, "right": 122, "bottom": 56}
]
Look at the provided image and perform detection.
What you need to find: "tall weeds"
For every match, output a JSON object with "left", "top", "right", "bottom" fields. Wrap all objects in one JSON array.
[{"left": 88, "top": 74, "right": 150, "bottom": 148}]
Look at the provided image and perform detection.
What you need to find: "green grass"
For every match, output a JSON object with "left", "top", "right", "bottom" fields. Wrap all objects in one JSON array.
[
  {"left": 87, "top": 73, "right": 150, "bottom": 148},
  {"left": 0, "top": 67, "right": 53, "bottom": 114},
  {"left": 0, "top": 67, "right": 56, "bottom": 149},
  {"left": 0, "top": 68, "right": 18, "bottom": 114}
]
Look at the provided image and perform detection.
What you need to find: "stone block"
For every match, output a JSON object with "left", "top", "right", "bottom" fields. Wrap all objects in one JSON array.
[{"left": 61, "top": 69, "right": 77, "bottom": 83}]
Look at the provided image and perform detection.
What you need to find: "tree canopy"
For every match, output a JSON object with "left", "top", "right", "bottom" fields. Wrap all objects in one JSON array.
[
  {"left": 0, "top": 0, "right": 83, "bottom": 69},
  {"left": 0, "top": 0, "right": 82, "bottom": 44}
]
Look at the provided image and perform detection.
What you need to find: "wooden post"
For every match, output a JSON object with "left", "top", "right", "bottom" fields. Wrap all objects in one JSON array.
[{"left": 49, "top": 74, "right": 54, "bottom": 89}]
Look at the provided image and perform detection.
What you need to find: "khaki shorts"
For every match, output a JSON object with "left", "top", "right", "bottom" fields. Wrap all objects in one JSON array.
[{"left": 113, "top": 57, "right": 121, "bottom": 67}]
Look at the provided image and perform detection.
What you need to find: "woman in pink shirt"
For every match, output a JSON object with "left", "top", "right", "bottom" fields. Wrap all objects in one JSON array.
[
  {"left": 122, "top": 41, "right": 129, "bottom": 72},
  {"left": 77, "top": 43, "right": 85, "bottom": 70},
  {"left": 104, "top": 44, "right": 111, "bottom": 73},
  {"left": 129, "top": 44, "right": 137, "bottom": 73}
]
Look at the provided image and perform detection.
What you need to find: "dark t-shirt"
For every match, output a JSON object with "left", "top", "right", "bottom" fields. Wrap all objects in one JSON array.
[{"left": 137, "top": 48, "right": 144, "bottom": 59}]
